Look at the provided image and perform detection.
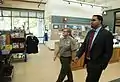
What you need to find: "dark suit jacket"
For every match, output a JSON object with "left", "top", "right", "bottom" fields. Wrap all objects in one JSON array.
[{"left": 76, "top": 27, "right": 113, "bottom": 69}]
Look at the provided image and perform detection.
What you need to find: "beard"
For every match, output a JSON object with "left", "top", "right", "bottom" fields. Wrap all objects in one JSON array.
[{"left": 91, "top": 25, "right": 99, "bottom": 29}]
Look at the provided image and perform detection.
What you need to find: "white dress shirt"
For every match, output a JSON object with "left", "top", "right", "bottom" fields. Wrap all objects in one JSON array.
[{"left": 91, "top": 26, "right": 102, "bottom": 48}]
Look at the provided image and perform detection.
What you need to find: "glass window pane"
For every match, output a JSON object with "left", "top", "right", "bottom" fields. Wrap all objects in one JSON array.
[
  {"left": 21, "top": 11, "right": 28, "bottom": 17},
  {"left": 12, "top": 11, "right": 20, "bottom": 16},
  {"left": 3, "top": 10, "right": 11, "bottom": 16},
  {"left": 12, "top": 17, "right": 28, "bottom": 30},
  {"left": 29, "top": 18, "right": 37, "bottom": 35},
  {"left": 0, "top": 17, "right": 11, "bottom": 30},
  {"left": 37, "top": 12, "right": 43, "bottom": 18},
  {"left": 29, "top": 18, "right": 44, "bottom": 37},
  {"left": 38, "top": 38, "right": 44, "bottom": 43},
  {"left": 29, "top": 12, "right": 36, "bottom": 17}
]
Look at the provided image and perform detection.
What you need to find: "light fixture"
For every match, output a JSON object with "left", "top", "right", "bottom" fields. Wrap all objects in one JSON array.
[
  {"left": 103, "top": 11, "right": 107, "bottom": 15},
  {"left": 68, "top": 1, "right": 70, "bottom": 4},
  {"left": 102, "top": 7, "right": 105, "bottom": 10},
  {"left": 80, "top": 3, "right": 82, "bottom": 6},
  {"left": 63, "top": 0, "right": 108, "bottom": 9},
  {"left": 91, "top": 5, "right": 93, "bottom": 8}
]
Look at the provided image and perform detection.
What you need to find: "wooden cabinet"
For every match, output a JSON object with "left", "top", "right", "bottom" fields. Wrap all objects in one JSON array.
[
  {"left": 71, "top": 48, "right": 120, "bottom": 70},
  {"left": 54, "top": 41, "right": 120, "bottom": 70},
  {"left": 71, "top": 53, "right": 85, "bottom": 71},
  {"left": 109, "top": 48, "right": 120, "bottom": 63}
]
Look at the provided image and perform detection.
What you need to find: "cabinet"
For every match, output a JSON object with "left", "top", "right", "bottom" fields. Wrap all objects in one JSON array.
[
  {"left": 109, "top": 48, "right": 120, "bottom": 63},
  {"left": 71, "top": 52, "right": 85, "bottom": 71},
  {"left": 115, "top": 13, "right": 120, "bottom": 35},
  {"left": 54, "top": 41, "right": 120, "bottom": 70},
  {"left": 71, "top": 48, "right": 120, "bottom": 70},
  {"left": 0, "top": 31, "right": 14, "bottom": 82},
  {"left": 10, "top": 30, "right": 27, "bottom": 62}
]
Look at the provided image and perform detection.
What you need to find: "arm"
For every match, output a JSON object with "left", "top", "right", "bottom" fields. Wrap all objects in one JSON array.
[
  {"left": 74, "top": 37, "right": 87, "bottom": 63},
  {"left": 54, "top": 40, "right": 61, "bottom": 61},
  {"left": 76, "top": 32, "right": 89, "bottom": 59},
  {"left": 54, "top": 47, "right": 60, "bottom": 61},
  {"left": 71, "top": 39, "right": 77, "bottom": 51},
  {"left": 76, "top": 40, "right": 86, "bottom": 58},
  {"left": 102, "top": 32, "right": 113, "bottom": 69},
  {"left": 55, "top": 49, "right": 60, "bottom": 57}
]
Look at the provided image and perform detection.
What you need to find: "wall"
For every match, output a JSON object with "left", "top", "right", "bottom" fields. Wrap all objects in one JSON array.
[
  {"left": 103, "top": 10, "right": 115, "bottom": 32},
  {"left": 45, "top": 0, "right": 102, "bottom": 18},
  {"left": 45, "top": 0, "right": 103, "bottom": 29},
  {"left": 103, "top": 8, "right": 120, "bottom": 33},
  {"left": 100, "top": 0, "right": 120, "bottom": 33},
  {"left": 0, "top": 0, "right": 45, "bottom": 10},
  {"left": 103, "top": 0, "right": 120, "bottom": 10},
  {"left": 51, "top": 16, "right": 91, "bottom": 24}
]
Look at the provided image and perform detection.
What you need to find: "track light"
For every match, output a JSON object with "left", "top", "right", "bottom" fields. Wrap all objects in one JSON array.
[
  {"left": 91, "top": 5, "right": 93, "bottom": 8},
  {"left": 103, "top": 11, "right": 107, "bottom": 15},
  {"left": 63, "top": 0, "right": 108, "bottom": 9},
  {"left": 80, "top": 3, "right": 82, "bottom": 6},
  {"left": 102, "top": 7, "right": 105, "bottom": 10},
  {"left": 68, "top": 1, "right": 70, "bottom": 4}
]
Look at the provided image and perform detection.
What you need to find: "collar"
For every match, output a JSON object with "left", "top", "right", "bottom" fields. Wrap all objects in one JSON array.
[
  {"left": 63, "top": 36, "right": 69, "bottom": 39},
  {"left": 92, "top": 26, "right": 102, "bottom": 33}
]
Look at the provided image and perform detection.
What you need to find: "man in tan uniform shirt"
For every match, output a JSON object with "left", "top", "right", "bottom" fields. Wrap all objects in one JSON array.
[{"left": 54, "top": 28, "right": 77, "bottom": 82}]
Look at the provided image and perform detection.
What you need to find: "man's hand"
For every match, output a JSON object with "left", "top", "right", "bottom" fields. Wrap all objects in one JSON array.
[{"left": 73, "top": 57, "right": 79, "bottom": 63}]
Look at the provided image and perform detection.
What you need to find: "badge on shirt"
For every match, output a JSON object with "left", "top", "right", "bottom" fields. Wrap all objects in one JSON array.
[{"left": 67, "top": 41, "right": 70, "bottom": 44}]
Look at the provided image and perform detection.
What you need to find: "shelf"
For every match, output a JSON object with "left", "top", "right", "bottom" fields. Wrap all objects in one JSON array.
[
  {"left": 0, "top": 65, "right": 4, "bottom": 76},
  {"left": 11, "top": 48, "right": 25, "bottom": 53},
  {"left": 3, "top": 65, "right": 14, "bottom": 82},
  {"left": 115, "top": 25, "right": 120, "bottom": 26},
  {"left": 116, "top": 19, "right": 120, "bottom": 20},
  {"left": 11, "top": 38, "right": 25, "bottom": 42}
]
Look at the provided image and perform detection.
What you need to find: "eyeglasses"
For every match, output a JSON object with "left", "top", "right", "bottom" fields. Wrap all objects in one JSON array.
[
  {"left": 91, "top": 19, "right": 96, "bottom": 21},
  {"left": 63, "top": 31, "right": 68, "bottom": 32}
]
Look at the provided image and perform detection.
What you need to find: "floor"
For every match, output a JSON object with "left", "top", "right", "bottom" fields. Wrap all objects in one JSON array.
[{"left": 12, "top": 44, "right": 120, "bottom": 82}]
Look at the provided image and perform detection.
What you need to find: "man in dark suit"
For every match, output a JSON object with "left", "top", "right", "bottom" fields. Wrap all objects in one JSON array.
[{"left": 74, "top": 15, "right": 113, "bottom": 82}]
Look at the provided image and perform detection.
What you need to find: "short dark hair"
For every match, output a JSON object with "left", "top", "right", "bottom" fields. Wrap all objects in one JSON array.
[
  {"left": 63, "top": 28, "right": 71, "bottom": 33},
  {"left": 93, "top": 15, "right": 103, "bottom": 24}
]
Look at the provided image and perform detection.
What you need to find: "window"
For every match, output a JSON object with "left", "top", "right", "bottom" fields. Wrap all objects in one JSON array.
[
  {"left": 0, "top": 17, "right": 11, "bottom": 30},
  {"left": 20, "top": 11, "right": 28, "bottom": 17},
  {"left": 37, "top": 12, "right": 43, "bottom": 18},
  {"left": 12, "top": 17, "right": 28, "bottom": 30},
  {"left": 3, "top": 10, "right": 11, "bottom": 16},
  {"left": 12, "top": 11, "right": 20, "bottom": 17},
  {"left": 0, "top": 8, "right": 44, "bottom": 43},
  {"left": 29, "top": 11, "right": 36, "bottom": 18}
]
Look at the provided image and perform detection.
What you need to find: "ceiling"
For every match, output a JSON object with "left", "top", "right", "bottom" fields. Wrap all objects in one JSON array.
[
  {"left": 22, "top": 0, "right": 47, "bottom": 3},
  {"left": 10, "top": 0, "right": 48, "bottom": 4},
  {"left": 76, "top": 0, "right": 115, "bottom": 4}
]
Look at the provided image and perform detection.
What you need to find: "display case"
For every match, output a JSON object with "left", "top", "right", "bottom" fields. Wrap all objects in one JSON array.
[
  {"left": 10, "top": 29, "right": 27, "bottom": 62},
  {"left": 0, "top": 31, "right": 14, "bottom": 82}
]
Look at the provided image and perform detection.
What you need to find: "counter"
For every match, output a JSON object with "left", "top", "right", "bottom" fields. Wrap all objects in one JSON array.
[{"left": 54, "top": 41, "right": 120, "bottom": 71}]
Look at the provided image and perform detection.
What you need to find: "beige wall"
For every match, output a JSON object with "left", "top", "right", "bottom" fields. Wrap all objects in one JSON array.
[
  {"left": 0, "top": 0, "right": 45, "bottom": 10},
  {"left": 45, "top": 0, "right": 102, "bottom": 19},
  {"left": 44, "top": 0, "right": 103, "bottom": 37},
  {"left": 103, "top": 0, "right": 120, "bottom": 10}
]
